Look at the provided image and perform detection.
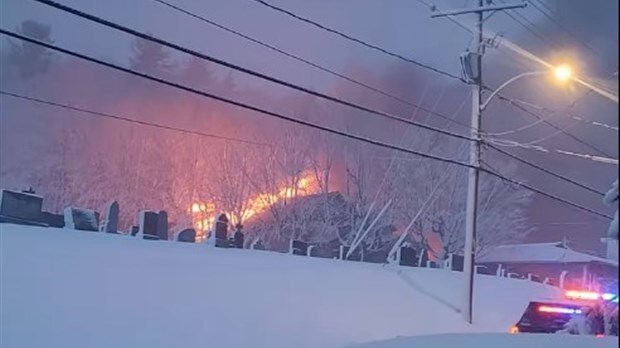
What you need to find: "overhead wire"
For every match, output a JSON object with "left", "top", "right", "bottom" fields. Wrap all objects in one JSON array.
[
  {"left": 484, "top": 141, "right": 606, "bottom": 196},
  {"left": 151, "top": 0, "right": 471, "bottom": 129},
  {"left": 480, "top": 160, "right": 612, "bottom": 219},
  {"left": 5, "top": 1, "right": 613, "bottom": 220},
  {"left": 0, "top": 90, "right": 273, "bottom": 147},
  {"left": 249, "top": 0, "right": 465, "bottom": 82},
  {"left": 0, "top": 28, "right": 472, "bottom": 170},
  {"left": 31, "top": 0, "right": 473, "bottom": 143}
]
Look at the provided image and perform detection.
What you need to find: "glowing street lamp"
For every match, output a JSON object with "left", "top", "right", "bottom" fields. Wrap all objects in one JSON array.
[
  {"left": 554, "top": 64, "right": 573, "bottom": 82},
  {"left": 479, "top": 64, "right": 573, "bottom": 111}
]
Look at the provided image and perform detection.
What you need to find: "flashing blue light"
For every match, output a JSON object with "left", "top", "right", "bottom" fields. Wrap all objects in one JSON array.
[{"left": 602, "top": 293, "right": 618, "bottom": 302}]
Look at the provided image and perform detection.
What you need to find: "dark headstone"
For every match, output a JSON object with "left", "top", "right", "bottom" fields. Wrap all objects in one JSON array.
[
  {"left": 290, "top": 240, "right": 308, "bottom": 256},
  {"left": 40, "top": 211, "right": 65, "bottom": 228},
  {"left": 214, "top": 213, "right": 229, "bottom": 248},
  {"left": 156, "top": 210, "right": 168, "bottom": 241},
  {"left": 251, "top": 239, "right": 265, "bottom": 250},
  {"left": 139, "top": 210, "right": 159, "bottom": 240},
  {"left": 450, "top": 254, "right": 464, "bottom": 272},
  {"left": 176, "top": 228, "right": 196, "bottom": 243},
  {"left": 339, "top": 245, "right": 361, "bottom": 261},
  {"left": 130, "top": 225, "right": 139, "bottom": 236},
  {"left": 0, "top": 189, "right": 45, "bottom": 225},
  {"left": 399, "top": 246, "right": 418, "bottom": 267},
  {"left": 233, "top": 230, "right": 244, "bottom": 249},
  {"left": 64, "top": 207, "right": 98, "bottom": 231},
  {"left": 101, "top": 201, "right": 119, "bottom": 233}
]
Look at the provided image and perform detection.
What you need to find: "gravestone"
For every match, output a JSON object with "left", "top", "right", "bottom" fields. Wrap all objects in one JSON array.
[
  {"left": 101, "top": 201, "right": 119, "bottom": 233},
  {"left": 214, "top": 213, "right": 229, "bottom": 248},
  {"left": 64, "top": 207, "right": 99, "bottom": 231},
  {"left": 176, "top": 228, "right": 196, "bottom": 243},
  {"left": 450, "top": 254, "right": 464, "bottom": 272},
  {"left": 40, "top": 211, "right": 65, "bottom": 228},
  {"left": 156, "top": 210, "right": 168, "bottom": 241},
  {"left": 339, "top": 245, "right": 361, "bottom": 261},
  {"left": 232, "top": 224, "right": 244, "bottom": 249},
  {"left": 138, "top": 210, "right": 159, "bottom": 240},
  {"left": 399, "top": 246, "right": 418, "bottom": 267},
  {"left": 130, "top": 225, "right": 139, "bottom": 236},
  {"left": 251, "top": 239, "right": 265, "bottom": 250},
  {"left": 0, "top": 189, "right": 45, "bottom": 226},
  {"left": 290, "top": 240, "right": 308, "bottom": 256}
]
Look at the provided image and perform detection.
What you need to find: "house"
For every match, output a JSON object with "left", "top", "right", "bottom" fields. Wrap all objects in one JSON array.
[{"left": 476, "top": 241, "right": 618, "bottom": 293}]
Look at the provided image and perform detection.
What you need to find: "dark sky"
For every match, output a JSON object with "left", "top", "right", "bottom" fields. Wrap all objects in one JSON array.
[{"left": 1, "top": 0, "right": 617, "bottom": 254}]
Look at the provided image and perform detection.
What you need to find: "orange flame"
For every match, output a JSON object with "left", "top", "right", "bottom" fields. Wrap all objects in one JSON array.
[{"left": 190, "top": 173, "right": 316, "bottom": 243}]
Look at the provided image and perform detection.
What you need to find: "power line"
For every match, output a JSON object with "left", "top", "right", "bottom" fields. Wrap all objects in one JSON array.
[
  {"left": 497, "top": 2, "right": 560, "bottom": 50},
  {"left": 527, "top": 0, "right": 598, "bottom": 53},
  {"left": 494, "top": 93, "right": 613, "bottom": 157},
  {"left": 2, "top": 28, "right": 609, "bottom": 221},
  {"left": 0, "top": 90, "right": 272, "bottom": 147},
  {"left": 152, "top": 0, "right": 470, "bottom": 129},
  {"left": 485, "top": 137, "right": 619, "bottom": 165},
  {"left": 412, "top": 0, "right": 614, "bottom": 159},
  {"left": 484, "top": 141, "right": 606, "bottom": 196},
  {"left": 0, "top": 28, "right": 472, "bottom": 170},
  {"left": 480, "top": 161, "right": 612, "bottom": 220},
  {"left": 250, "top": 0, "right": 465, "bottom": 82},
  {"left": 31, "top": 0, "right": 473, "bottom": 143},
  {"left": 151, "top": 0, "right": 471, "bottom": 129}
]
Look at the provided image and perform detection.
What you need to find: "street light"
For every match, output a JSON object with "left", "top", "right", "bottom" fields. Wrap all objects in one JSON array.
[
  {"left": 479, "top": 65, "right": 573, "bottom": 111},
  {"left": 458, "top": 62, "right": 572, "bottom": 324},
  {"left": 554, "top": 64, "right": 573, "bottom": 82}
]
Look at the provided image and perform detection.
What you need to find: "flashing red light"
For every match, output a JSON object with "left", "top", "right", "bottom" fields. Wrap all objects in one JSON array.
[
  {"left": 595, "top": 334, "right": 604, "bottom": 338},
  {"left": 538, "top": 305, "right": 581, "bottom": 314},
  {"left": 565, "top": 290, "right": 600, "bottom": 301}
]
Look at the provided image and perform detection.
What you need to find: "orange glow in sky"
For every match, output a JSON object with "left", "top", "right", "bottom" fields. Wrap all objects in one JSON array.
[{"left": 190, "top": 172, "right": 316, "bottom": 243}]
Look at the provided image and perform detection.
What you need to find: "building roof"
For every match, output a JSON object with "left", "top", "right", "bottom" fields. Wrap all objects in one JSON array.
[{"left": 478, "top": 241, "right": 619, "bottom": 267}]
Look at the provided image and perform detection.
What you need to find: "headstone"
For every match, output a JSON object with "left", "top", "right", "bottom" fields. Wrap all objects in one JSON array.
[
  {"left": 64, "top": 207, "right": 98, "bottom": 231},
  {"left": 138, "top": 210, "right": 159, "bottom": 240},
  {"left": 339, "top": 245, "right": 361, "bottom": 261},
  {"left": 399, "top": 246, "right": 418, "bottom": 267},
  {"left": 0, "top": 189, "right": 45, "bottom": 225},
  {"left": 101, "top": 201, "right": 119, "bottom": 233},
  {"left": 251, "top": 239, "right": 265, "bottom": 250},
  {"left": 156, "top": 210, "right": 168, "bottom": 241},
  {"left": 214, "top": 213, "right": 229, "bottom": 248},
  {"left": 176, "top": 228, "right": 196, "bottom": 243},
  {"left": 232, "top": 224, "right": 244, "bottom": 249},
  {"left": 290, "top": 240, "right": 308, "bottom": 256},
  {"left": 450, "top": 254, "right": 464, "bottom": 272},
  {"left": 40, "top": 211, "right": 65, "bottom": 228},
  {"left": 130, "top": 225, "right": 139, "bottom": 236}
]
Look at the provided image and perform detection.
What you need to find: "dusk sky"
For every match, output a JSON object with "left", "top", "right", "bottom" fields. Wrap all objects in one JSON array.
[{"left": 1, "top": 0, "right": 618, "bottom": 254}]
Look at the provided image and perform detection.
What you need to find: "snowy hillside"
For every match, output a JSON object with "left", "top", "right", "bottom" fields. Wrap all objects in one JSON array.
[{"left": 2, "top": 224, "right": 566, "bottom": 348}]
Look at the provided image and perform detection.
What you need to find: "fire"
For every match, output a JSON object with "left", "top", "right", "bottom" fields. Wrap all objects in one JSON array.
[{"left": 190, "top": 173, "right": 317, "bottom": 243}]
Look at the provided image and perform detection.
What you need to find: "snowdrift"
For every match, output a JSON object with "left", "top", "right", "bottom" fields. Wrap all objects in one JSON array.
[{"left": 1, "top": 224, "right": 564, "bottom": 348}]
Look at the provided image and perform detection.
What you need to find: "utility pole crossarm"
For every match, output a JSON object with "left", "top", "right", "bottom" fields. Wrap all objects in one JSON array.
[{"left": 430, "top": 2, "right": 527, "bottom": 18}]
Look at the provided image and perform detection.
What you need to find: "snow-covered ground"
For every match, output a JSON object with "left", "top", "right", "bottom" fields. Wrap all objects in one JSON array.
[
  {"left": 1, "top": 224, "right": 573, "bottom": 348},
  {"left": 349, "top": 333, "right": 618, "bottom": 348}
]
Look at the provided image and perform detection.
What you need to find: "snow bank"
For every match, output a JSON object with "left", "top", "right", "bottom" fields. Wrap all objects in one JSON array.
[
  {"left": 348, "top": 333, "right": 618, "bottom": 348},
  {"left": 1, "top": 224, "right": 563, "bottom": 348}
]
